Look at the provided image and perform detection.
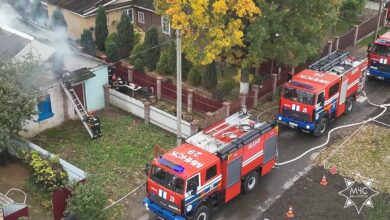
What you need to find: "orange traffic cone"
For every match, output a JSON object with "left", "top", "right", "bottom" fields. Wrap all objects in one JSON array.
[
  {"left": 320, "top": 174, "right": 328, "bottom": 186},
  {"left": 329, "top": 165, "right": 337, "bottom": 175},
  {"left": 286, "top": 205, "right": 294, "bottom": 218}
]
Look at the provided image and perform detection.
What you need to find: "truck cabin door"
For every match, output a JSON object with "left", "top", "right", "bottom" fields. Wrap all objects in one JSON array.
[
  {"left": 225, "top": 156, "right": 242, "bottom": 203},
  {"left": 186, "top": 174, "right": 200, "bottom": 198},
  {"left": 316, "top": 91, "right": 325, "bottom": 109}
]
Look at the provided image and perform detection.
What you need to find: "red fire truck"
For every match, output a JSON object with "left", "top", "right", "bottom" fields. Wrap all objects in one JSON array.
[
  {"left": 143, "top": 109, "right": 278, "bottom": 220},
  {"left": 367, "top": 31, "right": 390, "bottom": 80},
  {"left": 277, "top": 51, "right": 368, "bottom": 136}
]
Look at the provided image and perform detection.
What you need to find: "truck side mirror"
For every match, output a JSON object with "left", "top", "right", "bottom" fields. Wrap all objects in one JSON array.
[
  {"left": 144, "top": 163, "right": 151, "bottom": 175},
  {"left": 367, "top": 44, "right": 373, "bottom": 54}
]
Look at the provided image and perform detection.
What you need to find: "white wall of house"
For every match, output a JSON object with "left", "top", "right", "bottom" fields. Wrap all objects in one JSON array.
[{"left": 21, "top": 84, "right": 77, "bottom": 138}]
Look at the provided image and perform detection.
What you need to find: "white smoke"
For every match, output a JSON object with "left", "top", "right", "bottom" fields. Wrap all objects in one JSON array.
[{"left": 0, "top": 1, "right": 75, "bottom": 76}]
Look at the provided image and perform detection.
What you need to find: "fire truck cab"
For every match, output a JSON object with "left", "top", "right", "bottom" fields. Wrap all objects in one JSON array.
[
  {"left": 277, "top": 51, "right": 368, "bottom": 136},
  {"left": 143, "top": 110, "right": 278, "bottom": 220},
  {"left": 368, "top": 31, "right": 390, "bottom": 80}
]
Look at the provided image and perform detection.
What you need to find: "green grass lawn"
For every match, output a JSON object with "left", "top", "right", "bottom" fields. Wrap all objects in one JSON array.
[
  {"left": 30, "top": 107, "right": 176, "bottom": 199},
  {"left": 315, "top": 125, "right": 390, "bottom": 193}
]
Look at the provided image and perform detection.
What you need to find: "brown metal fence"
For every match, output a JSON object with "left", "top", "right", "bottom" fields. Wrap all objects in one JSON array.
[
  {"left": 108, "top": 11, "right": 387, "bottom": 115},
  {"left": 357, "top": 15, "right": 380, "bottom": 40},
  {"left": 339, "top": 29, "right": 356, "bottom": 50}
]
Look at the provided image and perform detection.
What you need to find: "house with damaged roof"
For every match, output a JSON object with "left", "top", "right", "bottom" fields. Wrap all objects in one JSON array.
[
  {"left": 0, "top": 25, "right": 109, "bottom": 137},
  {"left": 46, "top": 0, "right": 170, "bottom": 40}
]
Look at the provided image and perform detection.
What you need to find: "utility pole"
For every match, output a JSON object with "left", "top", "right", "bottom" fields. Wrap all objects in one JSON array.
[
  {"left": 374, "top": 0, "right": 384, "bottom": 40},
  {"left": 176, "top": 29, "right": 182, "bottom": 146}
]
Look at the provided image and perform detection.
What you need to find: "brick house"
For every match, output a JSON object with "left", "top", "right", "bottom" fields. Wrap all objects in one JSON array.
[{"left": 46, "top": 0, "right": 170, "bottom": 40}]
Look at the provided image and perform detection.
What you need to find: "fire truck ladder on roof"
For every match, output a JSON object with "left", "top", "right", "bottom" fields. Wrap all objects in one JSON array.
[
  {"left": 60, "top": 83, "right": 94, "bottom": 138},
  {"left": 205, "top": 112, "right": 251, "bottom": 137},
  {"left": 308, "top": 51, "right": 350, "bottom": 72}
]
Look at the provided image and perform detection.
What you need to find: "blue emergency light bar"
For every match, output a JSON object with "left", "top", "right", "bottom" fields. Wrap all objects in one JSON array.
[{"left": 158, "top": 157, "right": 185, "bottom": 173}]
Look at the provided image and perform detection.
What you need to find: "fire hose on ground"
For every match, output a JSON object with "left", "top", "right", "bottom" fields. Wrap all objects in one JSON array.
[{"left": 99, "top": 92, "right": 389, "bottom": 213}]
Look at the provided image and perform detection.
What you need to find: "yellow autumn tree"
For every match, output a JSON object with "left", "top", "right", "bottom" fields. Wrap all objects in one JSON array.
[{"left": 155, "top": 0, "right": 260, "bottom": 66}]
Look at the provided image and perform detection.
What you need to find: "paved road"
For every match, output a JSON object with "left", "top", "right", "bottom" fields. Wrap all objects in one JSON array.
[{"left": 131, "top": 79, "right": 390, "bottom": 220}]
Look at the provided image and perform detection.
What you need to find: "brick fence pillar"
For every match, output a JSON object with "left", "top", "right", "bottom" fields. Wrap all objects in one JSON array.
[
  {"left": 223, "top": 101, "right": 231, "bottom": 117},
  {"left": 334, "top": 36, "right": 340, "bottom": 51},
  {"left": 272, "top": 73, "right": 278, "bottom": 95},
  {"left": 327, "top": 40, "right": 333, "bottom": 55},
  {"left": 205, "top": 112, "right": 215, "bottom": 127},
  {"left": 156, "top": 76, "right": 162, "bottom": 100},
  {"left": 103, "top": 84, "right": 111, "bottom": 108},
  {"left": 190, "top": 120, "right": 199, "bottom": 135},
  {"left": 353, "top": 25, "right": 359, "bottom": 45},
  {"left": 187, "top": 89, "right": 193, "bottom": 113},
  {"left": 240, "top": 93, "right": 247, "bottom": 106},
  {"left": 252, "top": 85, "right": 259, "bottom": 107},
  {"left": 127, "top": 69, "right": 133, "bottom": 82},
  {"left": 144, "top": 101, "right": 151, "bottom": 125}
]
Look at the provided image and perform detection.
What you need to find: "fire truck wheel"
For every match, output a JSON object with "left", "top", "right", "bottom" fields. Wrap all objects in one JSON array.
[
  {"left": 193, "top": 205, "right": 210, "bottom": 220},
  {"left": 244, "top": 172, "right": 258, "bottom": 193},
  {"left": 345, "top": 97, "right": 354, "bottom": 114},
  {"left": 313, "top": 117, "right": 328, "bottom": 137}
]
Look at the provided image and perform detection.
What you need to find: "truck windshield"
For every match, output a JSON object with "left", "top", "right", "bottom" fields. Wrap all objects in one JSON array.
[
  {"left": 372, "top": 44, "right": 390, "bottom": 56},
  {"left": 150, "top": 165, "right": 185, "bottom": 194},
  {"left": 283, "top": 86, "right": 315, "bottom": 105}
]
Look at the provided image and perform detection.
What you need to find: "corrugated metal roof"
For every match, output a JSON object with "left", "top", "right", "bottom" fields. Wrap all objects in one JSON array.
[
  {"left": 14, "top": 40, "right": 56, "bottom": 63},
  {"left": 0, "top": 29, "right": 30, "bottom": 60},
  {"left": 3, "top": 203, "right": 27, "bottom": 217},
  {"left": 0, "top": 194, "right": 13, "bottom": 207}
]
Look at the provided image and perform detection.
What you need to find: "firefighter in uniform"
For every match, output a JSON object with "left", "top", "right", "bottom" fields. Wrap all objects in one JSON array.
[
  {"left": 86, "top": 112, "right": 102, "bottom": 138},
  {"left": 117, "top": 77, "right": 126, "bottom": 92},
  {"left": 112, "top": 74, "right": 119, "bottom": 90}
]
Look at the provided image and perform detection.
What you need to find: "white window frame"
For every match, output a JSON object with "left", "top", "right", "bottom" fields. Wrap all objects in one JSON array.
[
  {"left": 138, "top": 11, "right": 145, "bottom": 24},
  {"left": 122, "top": 8, "right": 134, "bottom": 23},
  {"left": 161, "top": 16, "right": 170, "bottom": 35}
]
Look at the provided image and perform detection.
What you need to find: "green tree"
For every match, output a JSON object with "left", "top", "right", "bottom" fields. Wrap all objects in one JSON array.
[
  {"left": 133, "top": 58, "right": 144, "bottom": 72},
  {"left": 106, "top": 42, "right": 121, "bottom": 62},
  {"left": 66, "top": 178, "right": 108, "bottom": 220},
  {"left": 143, "top": 27, "right": 160, "bottom": 70},
  {"left": 49, "top": 7, "right": 67, "bottom": 30},
  {"left": 247, "top": 0, "right": 343, "bottom": 72},
  {"left": 95, "top": 6, "right": 108, "bottom": 50},
  {"left": 117, "top": 13, "right": 135, "bottom": 58},
  {"left": 80, "top": 29, "right": 96, "bottom": 56},
  {"left": 341, "top": 0, "right": 367, "bottom": 18},
  {"left": 105, "top": 32, "right": 118, "bottom": 51},
  {"left": 31, "top": 0, "right": 47, "bottom": 26},
  {"left": 129, "top": 42, "right": 144, "bottom": 65},
  {"left": 0, "top": 56, "right": 43, "bottom": 152},
  {"left": 202, "top": 62, "right": 218, "bottom": 89},
  {"left": 188, "top": 66, "right": 202, "bottom": 86},
  {"left": 156, "top": 43, "right": 175, "bottom": 75}
]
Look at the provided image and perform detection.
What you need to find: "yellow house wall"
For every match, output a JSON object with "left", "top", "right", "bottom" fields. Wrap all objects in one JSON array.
[{"left": 47, "top": 4, "right": 123, "bottom": 40}]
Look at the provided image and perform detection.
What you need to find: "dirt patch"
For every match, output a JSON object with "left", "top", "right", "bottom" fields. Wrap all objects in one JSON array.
[
  {"left": 260, "top": 166, "right": 388, "bottom": 220},
  {"left": 0, "top": 160, "right": 52, "bottom": 220}
]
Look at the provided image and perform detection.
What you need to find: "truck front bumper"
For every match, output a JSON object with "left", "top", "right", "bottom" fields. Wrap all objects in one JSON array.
[
  {"left": 276, "top": 114, "right": 316, "bottom": 131},
  {"left": 143, "top": 198, "right": 186, "bottom": 220},
  {"left": 368, "top": 68, "right": 390, "bottom": 80}
]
